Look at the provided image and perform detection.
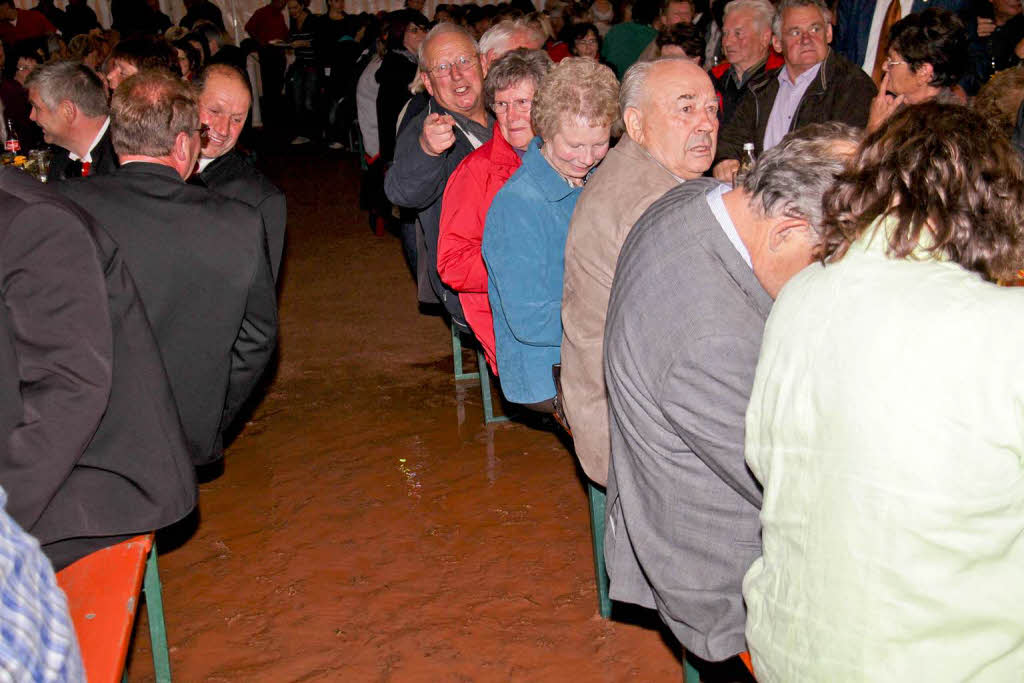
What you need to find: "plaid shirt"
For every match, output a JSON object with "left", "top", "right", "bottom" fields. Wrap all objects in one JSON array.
[{"left": 0, "top": 488, "right": 84, "bottom": 682}]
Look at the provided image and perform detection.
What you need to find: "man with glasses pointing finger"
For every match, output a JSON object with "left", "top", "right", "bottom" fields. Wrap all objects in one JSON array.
[
  {"left": 385, "top": 23, "right": 494, "bottom": 331},
  {"left": 712, "top": 0, "right": 875, "bottom": 182}
]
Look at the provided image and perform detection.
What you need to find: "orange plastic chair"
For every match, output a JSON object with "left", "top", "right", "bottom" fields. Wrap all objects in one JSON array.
[{"left": 56, "top": 533, "right": 171, "bottom": 682}]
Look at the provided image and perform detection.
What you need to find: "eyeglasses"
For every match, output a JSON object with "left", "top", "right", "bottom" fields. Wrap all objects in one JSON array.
[
  {"left": 784, "top": 23, "right": 825, "bottom": 39},
  {"left": 884, "top": 58, "right": 905, "bottom": 69},
  {"left": 576, "top": 38, "right": 598, "bottom": 45},
  {"left": 194, "top": 124, "right": 210, "bottom": 137},
  {"left": 426, "top": 54, "right": 477, "bottom": 77},
  {"left": 492, "top": 98, "right": 532, "bottom": 114}
]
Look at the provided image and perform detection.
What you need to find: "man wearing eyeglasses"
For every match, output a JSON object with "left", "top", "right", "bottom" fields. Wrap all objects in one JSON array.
[
  {"left": 57, "top": 70, "right": 278, "bottom": 468},
  {"left": 712, "top": 0, "right": 875, "bottom": 182},
  {"left": 385, "top": 22, "right": 493, "bottom": 332}
]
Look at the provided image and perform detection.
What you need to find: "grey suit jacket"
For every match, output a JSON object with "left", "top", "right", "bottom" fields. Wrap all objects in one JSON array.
[{"left": 603, "top": 179, "right": 770, "bottom": 661}]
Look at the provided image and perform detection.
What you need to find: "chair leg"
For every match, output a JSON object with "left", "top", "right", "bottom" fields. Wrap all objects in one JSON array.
[
  {"left": 586, "top": 482, "right": 612, "bottom": 619},
  {"left": 478, "top": 351, "right": 509, "bottom": 424},
  {"left": 451, "top": 322, "right": 479, "bottom": 382},
  {"left": 143, "top": 541, "right": 172, "bottom": 683}
]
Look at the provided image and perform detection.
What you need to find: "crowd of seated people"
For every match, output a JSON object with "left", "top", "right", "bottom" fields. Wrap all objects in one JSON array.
[
  {"left": 2, "top": 0, "right": 1024, "bottom": 678},
  {"left": 383, "top": 0, "right": 1024, "bottom": 679}
]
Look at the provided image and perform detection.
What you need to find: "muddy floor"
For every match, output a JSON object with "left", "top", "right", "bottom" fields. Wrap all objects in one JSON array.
[{"left": 124, "top": 144, "right": 682, "bottom": 681}]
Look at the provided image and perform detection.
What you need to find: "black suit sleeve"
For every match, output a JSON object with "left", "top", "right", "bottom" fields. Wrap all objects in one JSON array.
[
  {"left": 1, "top": 203, "right": 113, "bottom": 530},
  {"left": 258, "top": 190, "right": 287, "bottom": 283},
  {"left": 221, "top": 224, "right": 278, "bottom": 431}
]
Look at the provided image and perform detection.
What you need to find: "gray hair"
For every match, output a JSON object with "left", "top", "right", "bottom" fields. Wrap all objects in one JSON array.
[
  {"left": 741, "top": 122, "right": 860, "bottom": 233},
  {"left": 479, "top": 18, "right": 546, "bottom": 57},
  {"left": 723, "top": 0, "right": 774, "bottom": 31},
  {"left": 771, "top": 0, "right": 831, "bottom": 38},
  {"left": 484, "top": 48, "right": 552, "bottom": 108},
  {"left": 111, "top": 70, "right": 198, "bottom": 158},
  {"left": 25, "top": 61, "right": 108, "bottom": 118},
  {"left": 417, "top": 22, "right": 478, "bottom": 70},
  {"left": 619, "top": 56, "right": 694, "bottom": 115}
]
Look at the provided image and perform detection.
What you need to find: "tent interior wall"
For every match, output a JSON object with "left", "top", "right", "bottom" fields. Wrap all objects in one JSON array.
[{"left": 12, "top": 0, "right": 511, "bottom": 46}]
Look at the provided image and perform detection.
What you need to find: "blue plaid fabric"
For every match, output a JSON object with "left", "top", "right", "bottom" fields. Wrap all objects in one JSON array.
[{"left": 0, "top": 488, "right": 84, "bottom": 682}]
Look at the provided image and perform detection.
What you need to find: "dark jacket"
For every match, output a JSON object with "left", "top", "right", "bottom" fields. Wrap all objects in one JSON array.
[
  {"left": 375, "top": 49, "right": 418, "bottom": 165},
  {"left": 384, "top": 99, "right": 493, "bottom": 325},
  {"left": 49, "top": 122, "right": 118, "bottom": 181},
  {"left": 0, "top": 167, "right": 196, "bottom": 558},
  {"left": 57, "top": 162, "right": 278, "bottom": 465},
  {"left": 709, "top": 52, "right": 785, "bottom": 126},
  {"left": 199, "top": 149, "right": 287, "bottom": 283},
  {"left": 834, "top": 0, "right": 967, "bottom": 66},
  {"left": 715, "top": 49, "right": 877, "bottom": 163}
]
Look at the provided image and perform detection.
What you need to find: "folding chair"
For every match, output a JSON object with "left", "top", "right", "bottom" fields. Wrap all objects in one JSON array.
[{"left": 57, "top": 533, "right": 171, "bottom": 682}]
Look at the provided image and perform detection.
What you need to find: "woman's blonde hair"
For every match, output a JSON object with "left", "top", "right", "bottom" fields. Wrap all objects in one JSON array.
[{"left": 530, "top": 57, "right": 619, "bottom": 141}]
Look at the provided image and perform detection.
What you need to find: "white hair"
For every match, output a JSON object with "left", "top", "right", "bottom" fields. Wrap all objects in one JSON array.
[
  {"left": 723, "top": 0, "right": 774, "bottom": 31},
  {"left": 417, "top": 22, "right": 479, "bottom": 68},
  {"left": 478, "top": 18, "right": 546, "bottom": 57}
]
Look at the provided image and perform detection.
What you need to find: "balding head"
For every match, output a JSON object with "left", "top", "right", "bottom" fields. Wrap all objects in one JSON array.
[{"left": 621, "top": 58, "right": 718, "bottom": 178}]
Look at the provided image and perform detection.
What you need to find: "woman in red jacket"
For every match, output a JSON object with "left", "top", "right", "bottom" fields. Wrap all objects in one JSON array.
[{"left": 437, "top": 48, "right": 552, "bottom": 374}]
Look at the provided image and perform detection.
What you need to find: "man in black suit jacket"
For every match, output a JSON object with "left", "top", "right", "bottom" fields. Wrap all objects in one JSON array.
[
  {"left": 0, "top": 166, "right": 196, "bottom": 570},
  {"left": 26, "top": 61, "right": 118, "bottom": 181},
  {"left": 59, "top": 70, "right": 278, "bottom": 467},
  {"left": 195, "top": 63, "right": 286, "bottom": 282}
]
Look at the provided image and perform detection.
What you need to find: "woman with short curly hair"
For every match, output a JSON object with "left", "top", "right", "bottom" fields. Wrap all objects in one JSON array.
[
  {"left": 481, "top": 57, "right": 618, "bottom": 413},
  {"left": 744, "top": 101, "right": 1024, "bottom": 680}
]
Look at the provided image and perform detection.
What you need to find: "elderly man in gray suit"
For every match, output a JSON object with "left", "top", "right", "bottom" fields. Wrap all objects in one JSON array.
[
  {"left": 604, "top": 122, "right": 859, "bottom": 678},
  {"left": 561, "top": 57, "right": 719, "bottom": 487}
]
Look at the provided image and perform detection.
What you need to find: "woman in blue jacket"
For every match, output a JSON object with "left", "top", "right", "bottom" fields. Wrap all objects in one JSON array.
[{"left": 482, "top": 57, "right": 619, "bottom": 413}]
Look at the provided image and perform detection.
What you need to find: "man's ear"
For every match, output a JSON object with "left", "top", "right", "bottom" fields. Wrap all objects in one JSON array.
[
  {"left": 59, "top": 100, "right": 76, "bottom": 123},
  {"left": 768, "top": 216, "right": 810, "bottom": 252},
  {"left": 825, "top": 22, "right": 833, "bottom": 45},
  {"left": 420, "top": 70, "right": 434, "bottom": 98},
  {"left": 623, "top": 106, "right": 644, "bottom": 145},
  {"left": 173, "top": 130, "right": 191, "bottom": 161},
  {"left": 772, "top": 33, "right": 782, "bottom": 54}
]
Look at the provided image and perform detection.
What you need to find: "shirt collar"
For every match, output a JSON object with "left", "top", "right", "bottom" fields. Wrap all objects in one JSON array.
[
  {"left": 68, "top": 116, "right": 109, "bottom": 163},
  {"left": 778, "top": 60, "right": 822, "bottom": 88},
  {"left": 705, "top": 183, "right": 752, "bottom": 269}
]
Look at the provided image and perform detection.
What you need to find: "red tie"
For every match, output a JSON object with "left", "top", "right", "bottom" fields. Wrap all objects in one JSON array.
[{"left": 81, "top": 161, "right": 91, "bottom": 177}]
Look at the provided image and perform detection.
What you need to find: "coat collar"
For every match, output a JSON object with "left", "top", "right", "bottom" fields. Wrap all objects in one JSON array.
[
  {"left": 116, "top": 161, "right": 186, "bottom": 183},
  {"left": 521, "top": 137, "right": 580, "bottom": 202},
  {"left": 487, "top": 123, "right": 523, "bottom": 168}
]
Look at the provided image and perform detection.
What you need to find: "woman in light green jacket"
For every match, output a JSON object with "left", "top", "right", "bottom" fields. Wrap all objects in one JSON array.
[{"left": 743, "top": 102, "right": 1024, "bottom": 682}]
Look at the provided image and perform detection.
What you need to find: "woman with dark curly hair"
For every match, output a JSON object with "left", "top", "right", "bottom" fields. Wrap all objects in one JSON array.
[
  {"left": 868, "top": 7, "right": 968, "bottom": 132},
  {"left": 743, "top": 102, "right": 1024, "bottom": 681}
]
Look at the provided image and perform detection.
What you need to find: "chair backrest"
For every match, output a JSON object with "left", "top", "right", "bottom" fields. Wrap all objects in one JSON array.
[{"left": 56, "top": 534, "right": 154, "bottom": 682}]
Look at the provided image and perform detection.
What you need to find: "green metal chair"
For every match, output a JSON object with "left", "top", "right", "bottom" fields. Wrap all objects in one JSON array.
[
  {"left": 141, "top": 540, "right": 172, "bottom": 683},
  {"left": 452, "top": 322, "right": 510, "bottom": 424},
  {"left": 587, "top": 482, "right": 701, "bottom": 681}
]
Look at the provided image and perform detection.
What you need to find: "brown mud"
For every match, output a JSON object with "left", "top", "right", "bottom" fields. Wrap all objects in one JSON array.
[{"left": 124, "top": 148, "right": 681, "bottom": 681}]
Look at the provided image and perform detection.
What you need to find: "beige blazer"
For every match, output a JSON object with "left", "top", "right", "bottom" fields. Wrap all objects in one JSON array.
[{"left": 560, "top": 136, "right": 681, "bottom": 485}]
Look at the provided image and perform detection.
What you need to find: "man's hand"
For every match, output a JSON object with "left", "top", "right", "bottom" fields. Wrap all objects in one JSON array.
[
  {"left": 420, "top": 113, "right": 457, "bottom": 156},
  {"left": 978, "top": 17, "right": 995, "bottom": 38},
  {"left": 713, "top": 159, "right": 740, "bottom": 183},
  {"left": 867, "top": 72, "right": 904, "bottom": 133}
]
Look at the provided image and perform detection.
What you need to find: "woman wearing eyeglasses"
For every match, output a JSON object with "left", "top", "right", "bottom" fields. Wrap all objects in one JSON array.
[
  {"left": 437, "top": 49, "right": 553, "bottom": 376},
  {"left": 868, "top": 8, "right": 968, "bottom": 133},
  {"left": 481, "top": 57, "right": 619, "bottom": 413},
  {"left": 568, "top": 22, "right": 602, "bottom": 61}
]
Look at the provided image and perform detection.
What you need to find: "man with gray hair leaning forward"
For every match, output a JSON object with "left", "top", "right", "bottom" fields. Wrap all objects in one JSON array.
[
  {"left": 561, "top": 56, "right": 718, "bottom": 486},
  {"left": 603, "top": 123, "right": 859, "bottom": 680}
]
